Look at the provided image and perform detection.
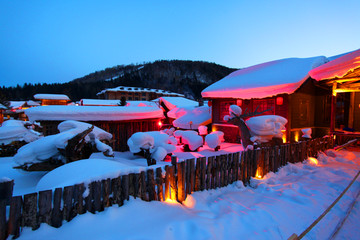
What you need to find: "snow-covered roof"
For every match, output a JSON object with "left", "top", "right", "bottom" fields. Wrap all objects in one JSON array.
[
  {"left": 34, "top": 94, "right": 70, "bottom": 101},
  {"left": 172, "top": 106, "right": 212, "bottom": 130},
  {"left": 0, "top": 103, "right": 7, "bottom": 110},
  {"left": 155, "top": 97, "right": 198, "bottom": 110},
  {"left": 25, "top": 105, "right": 164, "bottom": 122},
  {"left": 9, "top": 101, "right": 26, "bottom": 109},
  {"left": 97, "top": 86, "right": 184, "bottom": 97},
  {"left": 202, "top": 56, "right": 328, "bottom": 99},
  {"left": 309, "top": 49, "right": 360, "bottom": 81},
  {"left": 26, "top": 100, "right": 40, "bottom": 106}
]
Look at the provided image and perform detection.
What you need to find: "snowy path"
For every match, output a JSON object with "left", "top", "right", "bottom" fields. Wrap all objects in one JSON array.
[{"left": 13, "top": 149, "right": 360, "bottom": 240}]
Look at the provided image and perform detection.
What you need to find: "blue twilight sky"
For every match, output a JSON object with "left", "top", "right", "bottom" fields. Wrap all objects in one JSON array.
[{"left": 0, "top": 0, "right": 359, "bottom": 87}]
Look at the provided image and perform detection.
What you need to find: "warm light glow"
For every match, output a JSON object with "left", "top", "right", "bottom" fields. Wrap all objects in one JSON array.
[
  {"left": 282, "top": 130, "right": 286, "bottom": 143},
  {"left": 158, "top": 121, "right": 162, "bottom": 127},
  {"left": 332, "top": 91, "right": 337, "bottom": 97},
  {"left": 236, "top": 99, "right": 242, "bottom": 106},
  {"left": 276, "top": 97, "right": 283, "bottom": 105},
  {"left": 183, "top": 195, "right": 196, "bottom": 208},
  {"left": 255, "top": 168, "right": 262, "bottom": 179},
  {"left": 308, "top": 157, "right": 318, "bottom": 165},
  {"left": 294, "top": 132, "right": 299, "bottom": 142}
]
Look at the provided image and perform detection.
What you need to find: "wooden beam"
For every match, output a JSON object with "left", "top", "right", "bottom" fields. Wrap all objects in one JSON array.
[
  {"left": 330, "top": 83, "right": 337, "bottom": 133},
  {"left": 334, "top": 89, "right": 360, "bottom": 93}
]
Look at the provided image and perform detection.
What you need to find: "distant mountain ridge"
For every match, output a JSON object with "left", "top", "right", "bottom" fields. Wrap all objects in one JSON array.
[{"left": 2, "top": 60, "right": 238, "bottom": 101}]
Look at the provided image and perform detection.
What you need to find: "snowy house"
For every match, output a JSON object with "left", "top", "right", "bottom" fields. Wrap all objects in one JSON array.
[
  {"left": 97, "top": 86, "right": 184, "bottom": 101},
  {"left": 202, "top": 56, "right": 336, "bottom": 143},
  {"left": 34, "top": 94, "right": 70, "bottom": 105},
  {"left": 4, "top": 100, "right": 40, "bottom": 121},
  {"left": 25, "top": 105, "right": 164, "bottom": 151},
  {"left": 0, "top": 103, "right": 7, "bottom": 124}
]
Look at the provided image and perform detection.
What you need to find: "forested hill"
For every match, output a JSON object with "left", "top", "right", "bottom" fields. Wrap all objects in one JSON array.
[{"left": 1, "top": 60, "right": 237, "bottom": 102}]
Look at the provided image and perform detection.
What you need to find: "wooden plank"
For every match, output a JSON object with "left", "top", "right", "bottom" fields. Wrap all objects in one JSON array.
[
  {"left": 177, "top": 161, "right": 186, "bottom": 202},
  {"left": 211, "top": 156, "right": 217, "bottom": 189},
  {"left": 234, "top": 152, "right": 240, "bottom": 181},
  {"left": 38, "top": 190, "right": 52, "bottom": 225},
  {"left": 206, "top": 157, "right": 213, "bottom": 190},
  {"left": 51, "top": 188, "right": 63, "bottom": 228},
  {"left": 215, "top": 155, "right": 221, "bottom": 188},
  {"left": 129, "top": 173, "right": 135, "bottom": 198},
  {"left": 164, "top": 166, "right": 170, "bottom": 200},
  {"left": 63, "top": 186, "right": 74, "bottom": 221},
  {"left": 134, "top": 173, "right": 140, "bottom": 199},
  {"left": 185, "top": 159, "right": 191, "bottom": 194},
  {"left": 0, "top": 200, "right": 6, "bottom": 240},
  {"left": 147, "top": 169, "right": 156, "bottom": 201},
  {"left": 274, "top": 146, "right": 279, "bottom": 172},
  {"left": 228, "top": 153, "right": 234, "bottom": 184},
  {"left": 22, "top": 193, "right": 39, "bottom": 230},
  {"left": 200, "top": 157, "right": 206, "bottom": 191},
  {"left": 102, "top": 178, "right": 111, "bottom": 208},
  {"left": 0, "top": 180, "right": 14, "bottom": 205},
  {"left": 139, "top": 171, "right": 147, "bottom": 201},
  {"left": 240, "top": 152, "right": 245, "bottom": 183},
  {"left": 7, "top": 196, "right": 22, "bottom": 239},
  {"left": 169, "top": 166, "right": 177, "bottom": 201},
  {"left": 223, "top": 154, "right": 229, "bottom": 186},
  {"left": 190, "top": 158, "right": 195, "bottom": 192},
  {"left": 73, "top": 183, "right": 85, "bottom": 215},
  {"left": 111, "top": 176, "right": 123, "bottom": 206},
  {"left": 195, "top": 158, "right": 201, "bottom": 191},
  {"left": 122, "top": 175, "right": 130, "bottom": 202},
  {"left": 156, "top": 168, "right": 164, "bottom": 201},
  {"left": 93, "top": 181, "right": 102, "bottom": 212},
  {"left": 171, "top": 156, "right": 177, "bottom": 174}
]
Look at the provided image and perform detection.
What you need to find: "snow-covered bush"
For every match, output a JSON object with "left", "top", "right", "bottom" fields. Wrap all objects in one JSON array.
[
  {"left": 175, "top": 130, "right": 203, "bottom": 151},
  {"left": 205, "top": 131, "right": 224, "bottom": 150},
  {"left": 246, "top": 115, "right": 287, "bottom": 143},
  {"left": 13, "top": 120, "right": 114, "bottom": 168},
  {"left": 127, "top": 131, "right": 177, "bottom": 165},
  {"left": 198, "top": 126, "right": 208, "bottom": 136},
  {"left": 0, "top": 120, "right": 41, "bottom": 145}
]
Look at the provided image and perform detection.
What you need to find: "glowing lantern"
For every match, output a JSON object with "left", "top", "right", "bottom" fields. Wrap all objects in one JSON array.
[
  {"left": 276, "top": 97, "right": 283, "bottom": 105},
  {"left": 236, "top": 99, "right": 242, "bottom": 106},
  {"left": 158, "top": 121, "right": 162, "bottom": 127}
]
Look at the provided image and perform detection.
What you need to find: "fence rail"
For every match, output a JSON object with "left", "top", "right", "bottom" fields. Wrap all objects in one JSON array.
[{"left": 0, "top": 136, "right": 335, "bottom": 240}]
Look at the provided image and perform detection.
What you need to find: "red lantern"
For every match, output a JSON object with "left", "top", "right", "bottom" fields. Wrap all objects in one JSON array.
[
  {"left": 276, "top": 97, "right": 283, "bottom": 105},
  {"left": 236, "top": 99, "right": 242, "bottom": 106}
]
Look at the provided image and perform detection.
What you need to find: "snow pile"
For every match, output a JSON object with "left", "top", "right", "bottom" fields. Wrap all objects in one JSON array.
[
  {"left": 0, "top": 120, "right": 41, "bottom": 145},
  {"left": 246, "top": 115, "right": 287, "bottom": 143},
  {"left": 13, "top": 121, "right": 113, "bottom": 166},
  {"left": 25, "top": 105, "right": 164, "bottom": 122},
  {"left": 127, "top": 132, "right": 154, "bottom": 153},
  {"left": 167, "top": 107, "right": 191, "bottom": 119},
  {"left": 172, "top": 106, "right": 211, "bottom": 130},
  {"left": 309, "top": 48, "right": 360, "bottom": 80},
  {"left": 198, "top": 126, "right": 208, "bottom": 136},
  {"left": 202, "top": 56, "right": 329, "bottom": 99},
  {"left": 36, "top": 159, "right": 131, "bottom": 191},
  {"left": 205, "top": 131, "right": 224, "bottom": 149},
  {"left": 175, "top": 130, "right": 203, "bottom": 151},
  {"left": 302, "top": 128, "right": 312, "bottom": 139}
]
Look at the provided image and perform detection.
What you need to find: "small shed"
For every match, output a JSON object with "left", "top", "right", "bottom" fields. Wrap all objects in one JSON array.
[
  {"left": 34, "top": 94, "right": 70, "bottom": 105},
  {"left": 25, "top": 105, "right": 164, "bottom": 151},
  {"left": 202, "top": 56, "right": 333, "bottom": 143},
  {"left": 309, "top": 48, "right": 360, "bottom": 133}
]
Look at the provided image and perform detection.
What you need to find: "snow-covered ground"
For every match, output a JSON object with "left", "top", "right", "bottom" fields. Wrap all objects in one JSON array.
[{"left": 1, "top": 145, "right": 359, "bottom": 239}]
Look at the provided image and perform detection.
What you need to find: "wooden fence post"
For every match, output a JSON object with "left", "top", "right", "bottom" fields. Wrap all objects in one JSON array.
[
  {"left": 51, "top": 188, "right": 63, "bottom": 228},
  {"left": 111, "top": 176, "right": 123, "bottom": 206},
  {"left": 206, "top": 157, "right": 213, "bottom": 190},
  {"left": 147, "top": 169, "right": 156, "bottom": 201},
  {"left": 177, "top": 161, "right": 186, "bottom": 202},
  {"left": 156, "top": 168, "right": 163, "bottom": 201},
  {"left": 63, "top": 186, "right": 74, "bottom": 221},
  {"left": 195, "top": 158, "right": 201, "bottom": 191},
  {"left": 189, "top": 158, "right": 195, "bottom": 193},
  {"left": 7, "top": 196, "right": 22, "bottom": 239},
  {"left": 23, "top": 193, "right": 39, "bottom": 230},
  {"left": 102, "top": 178, "right": 111, "bottom": 207},
  {"left": 0, "top": 180, "right": 14, "bottom": 205},
  {"left": 38, "top": 190, "right": 52, "bottom": 225},
  {"left": 200, "top": 157, "right": 206, "bottom": 191},
  {"left": 169, "top": 166, "right": 177, "bottom": 201},
  {"left": 164, "top": 166, "right": 170, "bottom": 201}
]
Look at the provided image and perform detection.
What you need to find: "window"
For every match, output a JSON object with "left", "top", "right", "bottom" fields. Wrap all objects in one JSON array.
[
  {"left": 253, "top": 99, "right": 275, "bottom": 115},
  {"left": 219, "top": 100, "right": 236, "bottom": 122}
]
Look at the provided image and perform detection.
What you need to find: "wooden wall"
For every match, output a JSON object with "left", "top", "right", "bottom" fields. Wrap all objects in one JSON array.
[{"left": 39, "top": 119, "right": 161, "bottom": 152}]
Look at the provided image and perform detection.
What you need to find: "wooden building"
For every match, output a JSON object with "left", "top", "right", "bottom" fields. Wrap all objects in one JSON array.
[
  {"left": 202, "top": 56, "right": 335, "bottom": 143},
  {"left": 97, "top": 86, "right": 184, "bottom": 101},
  {"left": 25, "top": 105, "right": 164, "bottom": 151},
  {"left": 0, "top": 103, "right": 7, "bottom": 124},
  {"left": 34, "top": 94, "right": 70, "bottom": 105}
]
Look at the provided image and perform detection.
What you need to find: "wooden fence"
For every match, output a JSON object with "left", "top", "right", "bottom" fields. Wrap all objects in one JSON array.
[{"left": 0, "top": 136, "right": 334, "bottom": 240}]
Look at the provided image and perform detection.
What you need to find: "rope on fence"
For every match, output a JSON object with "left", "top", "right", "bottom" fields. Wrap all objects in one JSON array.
[{"left": 288, "top": 170, "right": 360, "bottom": 240}]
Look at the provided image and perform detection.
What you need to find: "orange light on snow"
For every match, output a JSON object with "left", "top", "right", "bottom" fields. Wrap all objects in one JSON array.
[
  {"left": 308, "top": 157, "right": 318, "bottom": 165},
  {"left": 294, "top": 132, "right": 299, "bottom": 142},
  {"left": 164, "top": 198, "right": 178, "bottom": 205}
]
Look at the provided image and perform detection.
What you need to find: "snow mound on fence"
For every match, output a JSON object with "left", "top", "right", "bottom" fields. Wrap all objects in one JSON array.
[
  {"left": 0, "top": 120, "right": 40, "bottom": 145},
  {"left": 58, "top": 120, "right": 112, "bottom": 140},
  {"left": 36, "top": 159, "right": 128, "bottom": 191}
]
